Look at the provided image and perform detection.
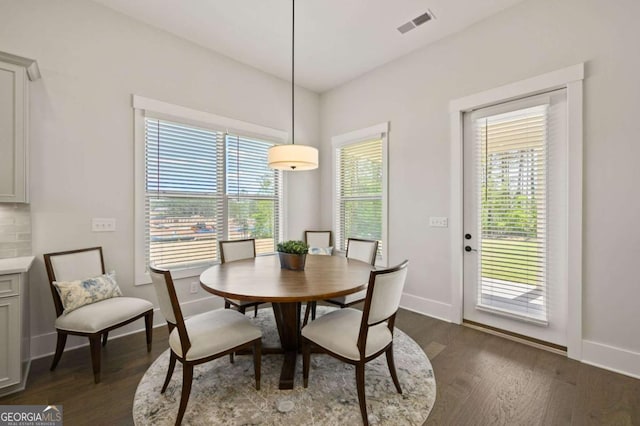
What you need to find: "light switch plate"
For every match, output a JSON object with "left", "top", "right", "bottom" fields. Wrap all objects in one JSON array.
[
  {"left": 429, "top": 216, "right": 448, "bottom": 227},
  {"left": 92, "top": 218, "right": 116, "bottom": 232}
]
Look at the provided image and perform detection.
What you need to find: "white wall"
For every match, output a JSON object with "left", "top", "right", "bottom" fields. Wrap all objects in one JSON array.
[
  {"left": 320, "top": 0, "right": 640, "bottom": 376},
  {"left": 0, "top": 0, "right": 320, "bottom": 356}
]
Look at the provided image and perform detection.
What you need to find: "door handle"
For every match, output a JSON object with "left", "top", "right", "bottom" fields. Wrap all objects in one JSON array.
[{"left": 464, "top": 246, "right": 477, "bottom": 252}]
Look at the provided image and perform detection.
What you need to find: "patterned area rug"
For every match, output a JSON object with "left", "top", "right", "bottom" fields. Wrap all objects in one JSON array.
[{"left": 133, "top": 306, "right": 436, "bottom": 425}]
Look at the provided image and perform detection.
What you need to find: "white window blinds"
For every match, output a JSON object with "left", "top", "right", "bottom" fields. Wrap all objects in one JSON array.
[
  {"left": 226, "top": 134, "right": 281, "bottom": 255},
  {"left": 145, "top": 118, "right": 280, "bottom": 270},
  {"left": 335, "top": 138, "right": 383, "bottom": 259},
  {"left": 474, "top": 104, "right": 549, "bottom": 321}
]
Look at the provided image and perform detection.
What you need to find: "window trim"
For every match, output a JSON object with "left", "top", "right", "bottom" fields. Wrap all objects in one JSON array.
[
  {"left": 449, "top": 64, "right": 584, "bottom": 359},
  {"left": 331, "top": 122, "right": 389, "bottom": 266},
  {"left": 133, "top": 95, "right": 287, "bottom": 285}
]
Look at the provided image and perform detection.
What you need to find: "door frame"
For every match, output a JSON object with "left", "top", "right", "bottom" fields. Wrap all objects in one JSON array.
[{"left": 449, "top": 63, "right": 584, "bottom": 360}]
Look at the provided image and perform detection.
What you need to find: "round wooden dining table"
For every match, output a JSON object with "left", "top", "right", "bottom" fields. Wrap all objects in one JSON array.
[{"left": 199, "top": 254, "right": 374, "bottom": 389}]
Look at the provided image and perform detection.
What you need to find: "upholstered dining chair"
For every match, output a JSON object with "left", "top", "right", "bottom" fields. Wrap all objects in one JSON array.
[
  {"left": 219, "top": 238, "right": 264, "bottom": 317},
  {"left": 43, "top": 247, "right": 154, "bottom": 383},
  {"left": 302, "top": 260, "right": 409, "bottom": 426},
  {"left": 149, "top": 266, "right": 262, "bottom": 426},
  {"left": 304, "top": 230, "right": 332, "bottom": 252},
  {"left": 307, "top": 238, "right": 379, "bottom": 321},
  {"left": 326, "top": 238, "right": 379, "bottom": 307}
]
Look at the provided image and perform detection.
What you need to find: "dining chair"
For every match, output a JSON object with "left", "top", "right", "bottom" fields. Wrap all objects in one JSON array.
[
  {"left": 326, "top": 238, "right": 379, "bottom": 307},
  {"left": 304, "top": 230, "right": 332, "bottom": 251},
  {"left": 302, "top": 260, "right": 409, "bottom": 426},
  {"left": 149, "top": 266, "right": 262, "bottom": 426},
  {"left": 307, "top": 238, "right": 379, "bottom": 321},
  {"left": 43, "top": 247, "right": 154, "bottom": 383},
  {"left": 219, "top": 239, "right": 263, "bottom": 317}
]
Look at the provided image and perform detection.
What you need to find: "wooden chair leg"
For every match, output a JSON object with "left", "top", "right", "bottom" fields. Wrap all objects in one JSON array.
[
  {"left": 176, "top": 364, "right": 194, "bottom": 426},
  {"left": 302, "top": 303, "right": 311, "bottom": 327},
  {"left": 229, "top": 352, "right": 234, "bottom": 364},
  {"left": 145, "top": 311, "right": 153, "bottom": 352},
  {"left": 253, "top": 340, "right": 261, "bottom": 390},
  {"left": 385, "top": 345, "right": 402, "bottom": 394},
  {"left": 311, "top": 301, "right": 316, "bottom": 320},
  {"left": 89, "top": 334, "right": 102, "bottom": 384},
  {"left": 50, "top": 331, "right": 67, "bottom": 371},
  {"left": 224, "top": 300, "right": 231, "bottom": 309},
  {"left": 102, "top": 332, "right": 108, "bottom": 347},
  {"left": 161, "top": 351, "right": 177, "bottom": 393},
  {"left": 356, "top": 363, "right": 369, "bottom": 426},
  {"left": 239, "top": 306, "right": 246, "bottom": 315},
  {"left": 254, "top": 305, "right": 258, "bottom": 317},
  {"left": 302, "top": 338, "right": 311, "bottom": 388}
]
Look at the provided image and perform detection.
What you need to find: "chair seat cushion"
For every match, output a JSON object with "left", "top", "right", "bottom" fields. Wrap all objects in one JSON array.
[
  {"left": 301, "top": 308, "right": 392, "bottom": 361},
  {"left": 225, "top": 298, "right": 261, "bottom": 307},
  {"left": 327, "top": 289, "right": 367, "bottom": 306},
  {"left": 170, "top": 309, "right": 261, "bottom": 361},
  {"left": 55, "top": 296, "right": 153, "bottom": 333}
]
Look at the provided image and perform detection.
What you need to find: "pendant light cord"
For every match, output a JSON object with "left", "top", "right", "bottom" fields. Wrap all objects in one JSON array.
[{"left": 291, "top": 0, "right": 295, "bottom": 145}]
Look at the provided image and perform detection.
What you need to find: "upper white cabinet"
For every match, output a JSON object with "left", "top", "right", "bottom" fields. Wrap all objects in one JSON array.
[{"left": 0, "top": 52, "right": 40, "bottom": 203}]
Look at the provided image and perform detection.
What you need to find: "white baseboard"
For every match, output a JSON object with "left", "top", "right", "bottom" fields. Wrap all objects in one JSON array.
[
  {"left": 582, "top": 340, "right": 640, "bottom": 380},
  {"left": 400, "top": 292, "right": 452, "bottom": 323},
  {"left": 30, "top": 296, "right": 222, "bottom": 360}
]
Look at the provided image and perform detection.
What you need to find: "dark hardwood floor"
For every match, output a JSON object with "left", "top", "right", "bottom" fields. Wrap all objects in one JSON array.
[{"left": 2, "top": 308, "right": 639, "bottom": 425}]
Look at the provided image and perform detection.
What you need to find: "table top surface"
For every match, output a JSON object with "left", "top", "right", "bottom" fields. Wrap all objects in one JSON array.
[{"left": 199, "top": 254, "right": 374, "bottom": 302}]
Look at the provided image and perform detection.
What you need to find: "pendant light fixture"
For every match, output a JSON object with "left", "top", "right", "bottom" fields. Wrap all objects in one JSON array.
[{"left": 268, "top": 0, "right": 319, "bottom": 171}]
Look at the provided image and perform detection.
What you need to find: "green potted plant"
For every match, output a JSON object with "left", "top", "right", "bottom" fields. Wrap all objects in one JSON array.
[{"left": 277, "top": 240, "right": 309, "bottom": 271}]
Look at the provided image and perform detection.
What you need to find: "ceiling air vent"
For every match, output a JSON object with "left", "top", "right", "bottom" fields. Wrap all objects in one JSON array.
[{"left": 397, "top": 9, "right": 435, "bottom": 34}]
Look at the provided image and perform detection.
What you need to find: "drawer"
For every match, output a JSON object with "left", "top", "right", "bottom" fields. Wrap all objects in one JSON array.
[{"left": 0, "top": 274, "right": 19, "bottom": 298}]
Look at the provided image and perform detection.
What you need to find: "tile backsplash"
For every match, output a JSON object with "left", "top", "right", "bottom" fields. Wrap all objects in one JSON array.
[{"left": 0, "top": 204, "right": 31, "bottom": 259}]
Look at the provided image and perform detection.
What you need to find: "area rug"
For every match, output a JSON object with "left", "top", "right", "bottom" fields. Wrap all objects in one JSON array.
[{"left": 133, "top": 306, "right": 436, "bottom": 425}]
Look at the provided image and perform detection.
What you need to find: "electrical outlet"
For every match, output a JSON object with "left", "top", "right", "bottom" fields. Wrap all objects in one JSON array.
[
  {"left": 190, "top": 282, "right": 198, "bottom": 294},
  {"left": 92, "top": 218, "right": 116, "bottom": 232},
  {"left": 429, "top": 216, "right": 448, "bottom": 228}
]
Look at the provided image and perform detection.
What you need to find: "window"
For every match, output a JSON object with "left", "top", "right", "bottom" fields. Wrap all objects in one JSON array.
[
  {"left": 134, "top": 96, "right": 286, "bottom": 284},
  {"left": 333, "top": 123, "right": 388, "bottom": 265}
]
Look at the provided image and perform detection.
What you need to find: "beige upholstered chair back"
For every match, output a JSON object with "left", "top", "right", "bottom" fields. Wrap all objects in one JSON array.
[
  {"left": 346, "top": 238, "right": 379, "bottom": 265},
  {"left": 47, "top": 247, "right": 104, "bottom": 281},
  {"left": 305, "top": 231, "right": 332, "bottom": 248},
  {"left": 148, "top": 266, "right": 190, "bottom": 355},
  {"left": 44, "top": 247, "right": 107, "bottom": 317},
  {"left": 149, "top": 267, "right": 179, "bottom": 325},
  {"left": 219, "top": 239, "right": 256, "bottom": 263},
  {"left": 365, "top": 261, "right": 409, "bottom": 325}
]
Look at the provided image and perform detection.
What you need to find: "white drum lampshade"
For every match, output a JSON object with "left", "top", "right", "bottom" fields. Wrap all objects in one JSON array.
[{"left": 268, "top": 144, "right": 318, "bottom": 171}]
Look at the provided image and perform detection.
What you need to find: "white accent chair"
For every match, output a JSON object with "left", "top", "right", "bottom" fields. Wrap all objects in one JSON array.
[
  {"left": 304, "top": 230, "right": 332, "bottom": 249},
  {"left": 302, "top": 260, "right": 408, "bottom": 426},
  {"left": 149, "top": 266, "right": 262, "bottom": 426},
  {"left": 43, "top": 247, "right": 154, "bottom": 383},
  {"left": 219, "top": 239, "right": 264, "bottom": 317}
]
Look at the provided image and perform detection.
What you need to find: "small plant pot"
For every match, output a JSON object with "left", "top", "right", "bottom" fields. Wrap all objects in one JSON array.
[{"left": 278, "top": 252, "right": 307, "bottom": 271}]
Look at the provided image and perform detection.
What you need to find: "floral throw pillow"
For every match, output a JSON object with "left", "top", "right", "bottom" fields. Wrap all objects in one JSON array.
[
  {"left": 53, "top": 271, "right": 123, "bottom": 315},
  {"left": 308, "top": 246, "right": 333, "bottom": 256}
]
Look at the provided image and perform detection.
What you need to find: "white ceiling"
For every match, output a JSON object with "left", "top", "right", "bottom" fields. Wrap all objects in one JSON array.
[{"left": 92, "top": 0, "right": 525, "bottom": 93}]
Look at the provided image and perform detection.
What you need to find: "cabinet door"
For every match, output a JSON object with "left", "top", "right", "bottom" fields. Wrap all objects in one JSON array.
[
  {"left": 0, "top": 295, "right": 20, "bottom": 388},
  {"left": 0, "top": 60, "right": 27, "bottom": 203}
]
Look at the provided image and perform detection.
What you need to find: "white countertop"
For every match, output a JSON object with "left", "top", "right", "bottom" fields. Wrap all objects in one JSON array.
[{"left": 0, "top": 256, "right": 35, "bottom": 274}]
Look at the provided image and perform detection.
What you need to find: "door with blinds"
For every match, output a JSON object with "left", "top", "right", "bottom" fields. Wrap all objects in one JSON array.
[{"left": 462, "top": 90, "right": 568, "bottom": 347}]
